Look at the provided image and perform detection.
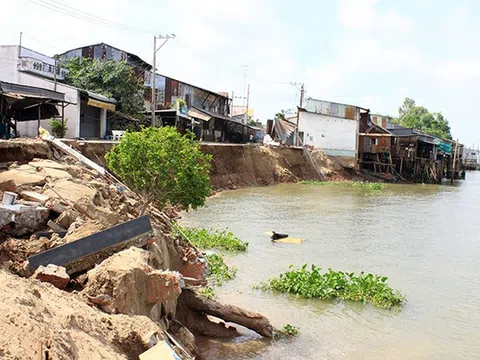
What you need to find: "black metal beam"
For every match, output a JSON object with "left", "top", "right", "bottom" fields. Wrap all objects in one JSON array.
[
  {"left": 28, "top": 216, "right": 152, "bottom": 270},
  {"left": 200, "top": 93, "right": 211, "bottom": 108}
]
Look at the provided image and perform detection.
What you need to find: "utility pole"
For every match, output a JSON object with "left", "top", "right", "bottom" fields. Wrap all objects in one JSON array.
[
  {"left": 299, "top": 83, "right": 304, "bottom": 108},
  {"left": 244, "top": 84, "right": 250, "bottom": 124},
  {"left": 241, "top": 65, "right": 248, "bottom": 109},
  {"left": 151, "top": 34, "right": 175, "bottom": 127},
  {"left": 291, "top": 82, "right": 305, "bottom": 146},
  {"left": 18, "top": 32, "right": 22, "bottom": 59},
  {"left": 53, "top": 55, "right": 58, "bottom": 92}
]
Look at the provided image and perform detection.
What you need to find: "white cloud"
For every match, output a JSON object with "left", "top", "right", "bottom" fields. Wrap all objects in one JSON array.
[{"left": 338, "top": 0, "right": 415, "bottom": 34}]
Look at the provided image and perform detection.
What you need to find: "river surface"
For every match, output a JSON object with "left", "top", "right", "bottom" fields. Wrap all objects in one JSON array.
[{"left": 181, "top": 174, "right": 480, "bottom": 360}]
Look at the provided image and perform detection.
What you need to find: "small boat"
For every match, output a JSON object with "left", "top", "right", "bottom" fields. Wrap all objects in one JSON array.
[{"left": 271, "top": 231, "right": 289, "bottom": 240}]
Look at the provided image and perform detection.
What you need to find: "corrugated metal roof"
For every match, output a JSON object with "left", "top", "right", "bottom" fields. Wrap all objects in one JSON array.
[
  {"left": 188, "top": 107, "right": 211, "bottom": 121},
  {"left": 274, "top": 118, "right": 296, "bottom": 141},
  {"left": 302, "top": 97, "right": 360, "bottom": 120},
  {"left": 191, "top": 106, "right": 232, "bottom": 121},
  {"left": 0, "top": 81, "right": 65, "bottom": 102},
  {"left": 81, "top": 90, "right": 116, "bottom": 104},
  {"left": 388, "top": 128, "right": 419, "bottom": 137}
]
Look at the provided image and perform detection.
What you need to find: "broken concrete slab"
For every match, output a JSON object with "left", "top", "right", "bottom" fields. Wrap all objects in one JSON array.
[
  {"left": 55, "top": 208, "right": 79, "bottom": 229},
  {"left": 28, "top": 159, "right": 67, "bottom": 170},
  {"left": 21, "top": 191, "right": 50, "bottom": 205},
  {"left": 42, "top": 179, "right": 96, "bottom": 204},
  {"left": 0, "top": 204, "right": 49, "bottom": 236},
  {"left": 33, "top": 264, "right": 70, "bottom": 290},
  {"left": 74, "top": 197, "right": 119, "bottom": 226},
  {"left": 38, "top": 167, "right": 73, "bottom": 179},
  {"left": 47, "top": 220, "right": 66, "bottom": 233},
  {"left": 46, "top": 201, "right": 67, "bottom": 214},
  {"left": 28, "top": 215, "right": 153, "bottom": 274},
  {"left": 63, "top": 220, "right": 104, "bottom": 243},
  {"left": 0, "top": 169, "right": 45, "bottom": 186}
]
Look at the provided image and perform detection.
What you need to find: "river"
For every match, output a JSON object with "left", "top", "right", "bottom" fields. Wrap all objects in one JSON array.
[{"left": 181, "top": 173, "right": 480, "bottom": 360}]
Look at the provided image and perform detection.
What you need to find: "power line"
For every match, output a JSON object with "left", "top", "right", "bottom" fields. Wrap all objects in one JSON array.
[
  {"left": 24, "top": 0, "right": 160, "bottom": 34},
  {"left": 22, "top": 0, "right": 297, "bottom": 87},
  {"left": 23, "top": 34, "right": 62, "bottom": 51},
  {"left": 173, "top": 39, "right": 292, "bottom": 85}
]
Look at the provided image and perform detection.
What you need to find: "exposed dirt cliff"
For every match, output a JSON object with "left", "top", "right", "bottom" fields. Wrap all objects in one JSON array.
[
  {"left": 200, "top": 144, "right": 320, "bottom": 190},
  {"left": 62, "top": 141, "right": 321, "bottom": 191}
]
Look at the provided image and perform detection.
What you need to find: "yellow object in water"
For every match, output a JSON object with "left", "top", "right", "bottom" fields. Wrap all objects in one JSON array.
[{"left": 273, "top": 237, "right": 305, "bottom": 244}]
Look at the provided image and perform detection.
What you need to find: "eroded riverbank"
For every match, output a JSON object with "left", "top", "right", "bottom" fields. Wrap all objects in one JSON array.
[{"left": 182, "top": 176, "right": 480, "bottom": 359}]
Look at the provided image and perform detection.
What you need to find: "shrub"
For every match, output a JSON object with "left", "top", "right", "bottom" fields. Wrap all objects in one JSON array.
[
  {"left": 106, "top": 126, "right": 212, "bottom": 213},
  {"left": 49, "top": 118, "right": 68, "bottom": 138}
]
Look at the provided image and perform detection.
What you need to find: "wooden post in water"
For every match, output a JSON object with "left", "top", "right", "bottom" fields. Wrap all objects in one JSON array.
[{"left": 451, "top": 139, "right": 459, "bottom": 184}]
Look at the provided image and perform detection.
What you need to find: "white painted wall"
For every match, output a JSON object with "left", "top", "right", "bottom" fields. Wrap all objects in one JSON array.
[
  {"left": 100, "top": 108, "right": 107, "bottom": 139},
  {"left": 298, "top": 111, "right": 359, "bottom": 159},
  {"left": 0, "top": 45, "right": 80, "bottom": 138}
]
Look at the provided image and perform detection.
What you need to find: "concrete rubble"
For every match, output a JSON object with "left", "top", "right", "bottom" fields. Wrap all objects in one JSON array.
[
  {"left": 0, "top": 139, "right": 274, "bottom": 359},
  {"left": 34, "top": 264, "right": 70, "bottom": 290}
]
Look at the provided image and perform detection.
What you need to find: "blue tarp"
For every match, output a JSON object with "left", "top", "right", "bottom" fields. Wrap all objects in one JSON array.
[{"left": 438, "top": 142, "right": 452, "bottom": 154}]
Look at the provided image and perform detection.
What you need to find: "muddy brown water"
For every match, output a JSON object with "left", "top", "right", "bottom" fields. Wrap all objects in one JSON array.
[{"left": 182, "top": 173, "right": 480, "bottom": 360}]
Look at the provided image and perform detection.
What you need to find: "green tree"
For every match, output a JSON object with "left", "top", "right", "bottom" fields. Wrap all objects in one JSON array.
[
  {"left": 106, "top": 127, "right": 212, "bottom": 213},
  {"left": 275, "top": 110, "right": 287, "bottom": 121},
  {"left": 62, "top": 58, "right": 145, "bottom": 117},
  {"left": 393, "top": 97, "right": 452, "bottom": 139}
]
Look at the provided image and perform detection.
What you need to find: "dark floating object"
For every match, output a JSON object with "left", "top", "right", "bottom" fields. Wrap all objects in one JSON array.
[{"left": 271, "top": 231, "right": 289, "bottom": 240}]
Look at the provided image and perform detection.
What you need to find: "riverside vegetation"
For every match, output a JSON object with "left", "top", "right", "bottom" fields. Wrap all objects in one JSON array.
[
  {"left": 300, "top": 180, "right": 385, "bottom": 190},
  {"left": 175, "top": 226, "right": 247, "bottom": 298},
  {"left": 258, "top": 265, "right": 405, "bottom": 310},
  {"left": 176, "top": 226, "right": 249, "bottom": 252}
]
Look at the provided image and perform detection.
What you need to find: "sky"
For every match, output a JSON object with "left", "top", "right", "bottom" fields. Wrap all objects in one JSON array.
[{"left": 1, "top": 0, "right": 480, "bottom": 145}]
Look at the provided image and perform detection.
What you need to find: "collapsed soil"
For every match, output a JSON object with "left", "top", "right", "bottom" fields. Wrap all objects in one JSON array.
[{"left": 0, "top": 269, "right": 163, "bottom": 360}]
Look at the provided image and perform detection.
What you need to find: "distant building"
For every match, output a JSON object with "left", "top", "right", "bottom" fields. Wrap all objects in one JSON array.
[
  {"left": 297, "top": 97, "right": 367, "bottom": 168},
  {"left": 370, "top": 114, "right": 398, "bottom": 129},
  {"left": 58, "top": 43, "right": 265, "bottom": 143},
  {"left": 0, "top": 45, "right": 116, "bottom": 139},
  {"left": 59, "top": 43, "right": 230, "bottom": 118},
  {"left": 464, "top": 148, "right": 480, "bottom": 170}
]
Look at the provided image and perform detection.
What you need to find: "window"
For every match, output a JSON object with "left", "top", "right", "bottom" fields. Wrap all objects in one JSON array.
[{"left": 371, "top": 138, "right": 378, "bottom": 145}]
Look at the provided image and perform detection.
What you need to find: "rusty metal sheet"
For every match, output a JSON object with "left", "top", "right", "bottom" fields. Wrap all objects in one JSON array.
[
  {"left": 303, "top": 98, "right": 357, "bottom": 120},
  {"left": 344, "top": 106, "right": 356, "bottom": 120}
]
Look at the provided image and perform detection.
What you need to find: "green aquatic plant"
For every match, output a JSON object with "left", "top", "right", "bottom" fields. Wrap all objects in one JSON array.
[
  {"left": 198, "top": 286, "right": 217, "bottom": 299},
  {"left": 351, "top": 182, "right": 385, "bottom": 190},
  {"left": 175, "top": 225, "right": 248, "bottom": 252},
  {"left": 260, "top": 265, "right": 405, "bottom": 310},
  {"left": 273, "top": 324, "right": 300, "bottom": 339},
  {"left": 300, "top": 180, "right": 385, "bottom": 190},
  {"left": 206, "top": 253, "right": 237, "bottom": 286}
]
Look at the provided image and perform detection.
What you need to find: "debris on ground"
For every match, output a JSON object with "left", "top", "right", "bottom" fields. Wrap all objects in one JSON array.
[
  {"left": 33, "top": 264, "right": 70, "bottom": 290},
  {"left": 0, "top": 138, "right": 275, "bottom": 359}
]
